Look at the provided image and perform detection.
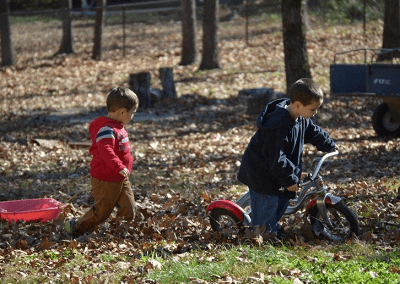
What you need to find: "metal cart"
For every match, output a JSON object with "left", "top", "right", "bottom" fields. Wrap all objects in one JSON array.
[{"left": 330, "top": 48, "right": 400, "bottom": 138}]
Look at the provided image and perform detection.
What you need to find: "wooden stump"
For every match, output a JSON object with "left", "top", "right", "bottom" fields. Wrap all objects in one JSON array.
[
  {"left": 129, "top": 72, "right": 151, "bottom": 109},
  {"left": 238, "top": 88, "right": 276, "bottom": 115},
  {"left": 159, "top": 67, "right": 177, "bottom": 99}
]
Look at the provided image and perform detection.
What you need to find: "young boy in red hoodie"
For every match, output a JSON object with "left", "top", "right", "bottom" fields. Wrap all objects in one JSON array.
[{"left": 65, "top": 87, "right": 139, "bottom": 236}]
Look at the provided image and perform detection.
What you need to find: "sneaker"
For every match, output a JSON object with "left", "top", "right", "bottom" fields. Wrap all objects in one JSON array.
[
  {"left": 277, "top": 227, "right": 287, "bottom": 240},
  {"left": 65, "top": 219, "right": 77, "bottom": 234}
]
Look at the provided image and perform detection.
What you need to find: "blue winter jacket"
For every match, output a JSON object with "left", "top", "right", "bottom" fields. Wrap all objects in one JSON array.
[{"left": 237, "top": 98, "right": 335, "bottom": 199}]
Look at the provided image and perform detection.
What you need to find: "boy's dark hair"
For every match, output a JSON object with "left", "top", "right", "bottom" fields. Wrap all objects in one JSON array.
[
  {"left": 106, "top": 87, "right": 139, "bottom": 112},
  {"left": 289, "top": 78, "right": 323, "bottom": 106}
]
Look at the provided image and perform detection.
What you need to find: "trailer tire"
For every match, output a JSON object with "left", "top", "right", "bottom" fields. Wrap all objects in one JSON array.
[{"left": 372, "top": 102, "right": 400, "bottom": 138}]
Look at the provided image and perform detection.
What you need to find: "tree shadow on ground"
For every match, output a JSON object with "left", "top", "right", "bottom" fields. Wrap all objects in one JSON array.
[{"left": 1, "top": 94, "right": 253, "bottom": 144}]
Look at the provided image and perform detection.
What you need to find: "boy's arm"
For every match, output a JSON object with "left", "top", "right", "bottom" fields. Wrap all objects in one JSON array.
[
  {"left": 96, "top": 127, "right": 128, "bottom": 176},
  {"left": 304, "top": 120, "right": 336, "bottom": 152},
  {"left": 261, "top": 129, "right": 300, "bottom": 189}
]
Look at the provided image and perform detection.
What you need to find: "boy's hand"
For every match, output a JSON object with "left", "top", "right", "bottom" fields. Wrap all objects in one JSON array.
[
  {"left": 119, "top": 168, "right": 130, "bottom": 178},
  {"left": 286, "top": 184, "right": 299, "bottom": 192}
]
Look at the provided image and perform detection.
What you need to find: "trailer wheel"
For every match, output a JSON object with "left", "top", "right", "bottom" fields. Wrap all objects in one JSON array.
[{"left": 372, "top": 103, "right": 400, "bottom": 138}]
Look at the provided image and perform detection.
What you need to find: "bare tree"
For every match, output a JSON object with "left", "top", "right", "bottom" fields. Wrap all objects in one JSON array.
[
  {"left": 199, "top": 0, "right": 220, "bottom": 70},
  {"left": 92, "top": 0, "right": 106, "bottom": 60},
  {"left": 57, "top": 0, "right": 74, "bottom": 55},
  {"left": 180, "top": 0, "right": 198, "bottom": 65},
  {"left": 0, "top": 0, "right": 15, "bottom": 66},
  {"left": 378, "top": 0, "right": 400, "bottom": 61},
  {"left": 282, "top": 0, "right": 311, "bottom": 93}
]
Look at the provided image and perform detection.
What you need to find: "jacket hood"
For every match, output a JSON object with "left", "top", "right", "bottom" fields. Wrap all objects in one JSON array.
[{"left": 256, "top": 98, "right": 295, "bottom": 130}]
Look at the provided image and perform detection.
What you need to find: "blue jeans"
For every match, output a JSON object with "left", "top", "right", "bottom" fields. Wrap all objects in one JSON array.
[{"left": 249, "top": 189, "right": 290, "bottom": 233}]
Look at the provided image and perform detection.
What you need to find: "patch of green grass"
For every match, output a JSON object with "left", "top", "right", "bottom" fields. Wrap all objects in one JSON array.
[
  {"left": 2, "top": 242, "right": 400, "bottom": 283},
  {"left": 1, "top": 249, "right": 130, "bottom": 283},
  {"left": 254, "top": 12, "right": 281, "bottom": 26},
  {"left": 9, "top": 15, "right": 59, "bottom": 25},
  {"left": 145, "top": 243, "right": 400, "bottom": 284},
  {"left": 100, "top": 254, "right": 130, "bottom": 262},
  {"left": 360, "top": 206, "right": 375, "bottom": 218},
  {"left": 386, "top": 178, "right": 400, "bottom": 192},
  {"left": 146, "top": 246, "right": 241, "bottom": 283}
]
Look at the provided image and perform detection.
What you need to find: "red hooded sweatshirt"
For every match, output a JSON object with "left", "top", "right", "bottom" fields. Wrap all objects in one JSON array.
[{"left": 89, "top": 116, "right": 133, "bottom": 182}]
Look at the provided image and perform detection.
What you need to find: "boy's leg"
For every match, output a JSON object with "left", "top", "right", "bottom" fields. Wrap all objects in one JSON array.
[
  {"left": 276, "top": 195, "right": 290, "bottom": 223},
  {"left": 115, "top": 178, "right": 136, "bottom": 220},
  {"left": 75, "top": 177, "right": 124, "bottom": 234},
  {"left": 249, "top": 189, "right": 289, "bottom": 234}
]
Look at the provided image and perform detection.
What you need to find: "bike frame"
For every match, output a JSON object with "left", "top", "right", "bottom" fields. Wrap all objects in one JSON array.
[{"left": 207, "top": 150, "right": 341, "bottom": 228}]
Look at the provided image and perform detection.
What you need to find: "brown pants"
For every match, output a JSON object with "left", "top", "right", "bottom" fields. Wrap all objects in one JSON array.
[{"left": 76, "top": 176, "right": 136, "bottom": 234}]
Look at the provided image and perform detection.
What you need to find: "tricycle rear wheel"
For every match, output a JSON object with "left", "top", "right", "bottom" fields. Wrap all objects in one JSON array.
[
  {"left": 372, "top": 102, "right": 400, "bottom": 138},
  {"left": 209, "top": 208, "right": 243, "bottom": 238}
]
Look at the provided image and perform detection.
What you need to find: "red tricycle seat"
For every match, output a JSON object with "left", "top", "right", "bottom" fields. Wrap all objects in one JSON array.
[{"left": 0, "top": 198, "right": 63, "bottom": 223}]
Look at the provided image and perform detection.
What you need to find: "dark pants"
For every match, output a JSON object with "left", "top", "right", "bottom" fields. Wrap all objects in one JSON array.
[
  {"left": 249, "top": 189, "right": 289, "bottom": 233},
  {"left": 76, "top": 176, "right": 136, "bottom": 234}
]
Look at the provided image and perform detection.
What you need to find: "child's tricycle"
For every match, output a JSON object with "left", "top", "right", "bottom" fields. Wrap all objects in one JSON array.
[
  {"left": 206, "top": 150, "right": 360, "bottom": 242},
  {"left": 330, "top": 48, "right": 400, "bottom": 138}
]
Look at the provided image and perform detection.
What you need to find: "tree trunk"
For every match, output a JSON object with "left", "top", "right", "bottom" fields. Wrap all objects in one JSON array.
[
  {"left": 0, "top": 0, "right": 15, "bottom": 66},
  {"left": 57, "top": 0, "right": 74, "bottom": 55},
  {"left": 92, "top": 0, "right": 106, "bottom": 60},
  {"left": 282, "top": 0, "right": 311, "bottom": 93},
  {"left": 378, "top": 0, "right": 400, "bottom": 61},
  {"left": 180, "top": 0, "right": 198, "bottom": 65},
  {"left": 199, "top": 0, "right": 220, "bottom": 70}
]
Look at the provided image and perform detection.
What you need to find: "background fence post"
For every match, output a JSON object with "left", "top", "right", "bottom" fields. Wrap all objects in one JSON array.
[
  {"left": 363, "top": 0, "right": 366, "bottom": 41},
  {"left": 123, "top": 7, "right": 126, "bottom": 58},
  {"left": 245, "top": 0, "right": 249, "bottom": 45}
]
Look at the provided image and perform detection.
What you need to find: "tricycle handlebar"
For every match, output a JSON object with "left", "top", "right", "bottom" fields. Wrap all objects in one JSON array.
[{"left": 309, "top": 150, "right": 339, "bottom": 181}]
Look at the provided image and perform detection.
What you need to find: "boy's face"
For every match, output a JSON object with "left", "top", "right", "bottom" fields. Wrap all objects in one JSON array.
[
  {"left": 298, "top": 99, "right": 322, "bottom": 119},
  {"left": 119, "top": 106, "right": 137, "bottom": 125}
]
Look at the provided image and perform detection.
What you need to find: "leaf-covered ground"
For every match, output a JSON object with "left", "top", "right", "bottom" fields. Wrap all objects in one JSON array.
[{"left": 1, "top": 17, "right": 400, "bottom": 282}]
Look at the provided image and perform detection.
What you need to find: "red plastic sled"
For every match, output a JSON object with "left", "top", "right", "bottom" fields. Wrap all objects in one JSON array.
[{"left": 0, "top": 198, "right": 63, "bottom": 223}]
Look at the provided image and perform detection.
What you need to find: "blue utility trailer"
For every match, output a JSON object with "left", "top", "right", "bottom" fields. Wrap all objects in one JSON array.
[{"left": 330, "top": 48, "right": 400, "bottom": 138}]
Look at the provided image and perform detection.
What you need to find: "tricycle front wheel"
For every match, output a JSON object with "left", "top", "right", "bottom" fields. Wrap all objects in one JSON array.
[
  {"left": 372, "top": 102, "right": 400, "bottom": 138},
  {"left": 309, "top": 202, "right": 359, "bottom": 242}
]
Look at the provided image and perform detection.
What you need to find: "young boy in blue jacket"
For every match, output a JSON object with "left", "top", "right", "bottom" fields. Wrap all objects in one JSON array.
[{"left": 237, "top": 78, "right": 336, "bottom": 236}]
